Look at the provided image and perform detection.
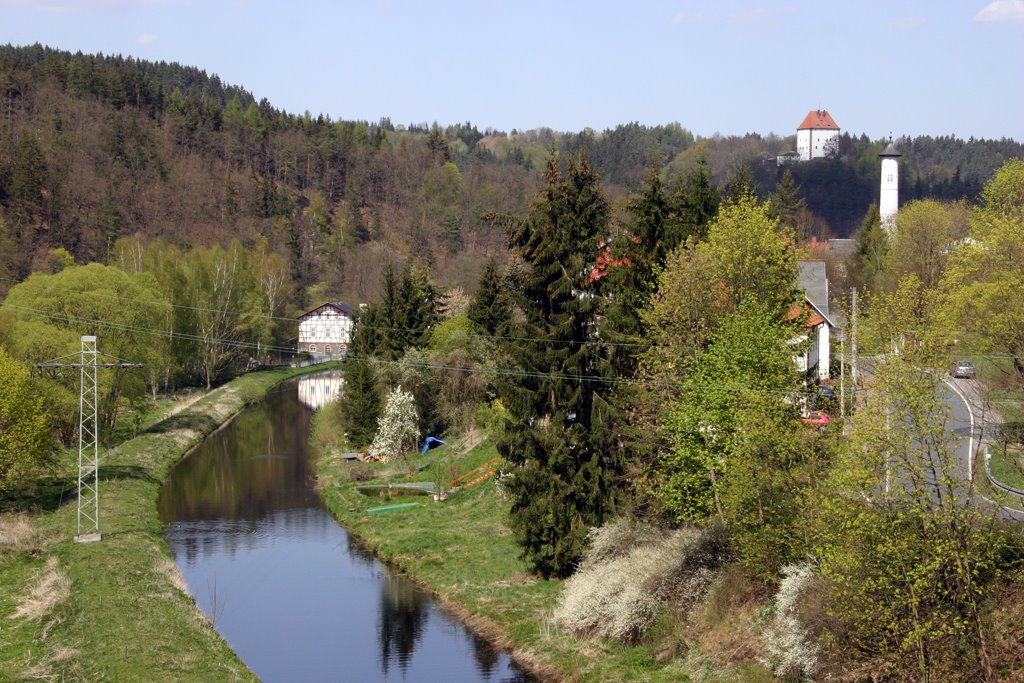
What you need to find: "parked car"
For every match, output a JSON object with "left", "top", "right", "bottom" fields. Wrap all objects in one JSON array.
[
  {"left": 799, "top": 410, "right": 830, "bottom": 428},
  {"left": 951, "top": 360, "right": 976, "bottom": 379}
]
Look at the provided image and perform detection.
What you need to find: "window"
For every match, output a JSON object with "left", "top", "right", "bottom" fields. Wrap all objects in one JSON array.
[
  {"left": 309, "top": 344, "right": 317, "bottom": 353},
  {"left": 325, "top": 345, "right": 333, "bottom": 354}
]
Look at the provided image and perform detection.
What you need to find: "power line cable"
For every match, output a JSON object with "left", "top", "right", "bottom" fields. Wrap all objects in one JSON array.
[
  {"left": 0, "top": 274, "right": 654, "bottom": 349},
  {"left": 0, "top": 299, "right": 807, "bottom": 395},
  {"left": 4, "top": 299, "right": 1023, "bottom": 395}
]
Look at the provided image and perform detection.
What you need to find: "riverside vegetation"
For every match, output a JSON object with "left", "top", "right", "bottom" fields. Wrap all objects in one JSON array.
[
  {"left": 308, "top": 158, "right": 1024, "bottom": 681},
  {"left": 0, "top": 366, "right": 322, "bottom": 681}
]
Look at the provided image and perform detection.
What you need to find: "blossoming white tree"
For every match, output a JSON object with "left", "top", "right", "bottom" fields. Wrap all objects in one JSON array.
[{"left": 368, "top": 386, "right": 419, "bottom": 463}]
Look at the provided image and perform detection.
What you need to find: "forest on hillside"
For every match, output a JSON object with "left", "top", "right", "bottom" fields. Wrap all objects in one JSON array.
[{"left": 1, "top": 42, "right": 1022, "bottom": 311}]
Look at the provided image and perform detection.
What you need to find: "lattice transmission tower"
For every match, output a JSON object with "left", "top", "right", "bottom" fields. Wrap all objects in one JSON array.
[{"left": 38, "top": 336, "right": 142, "bottom": 543}]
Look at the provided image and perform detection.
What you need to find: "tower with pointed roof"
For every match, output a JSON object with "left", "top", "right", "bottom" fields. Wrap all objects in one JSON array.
[
  {"left": 796, "top": 110, "right": 840, "bottom": 161},
  {"left": 879, "top": 141, "right": 901, "bottom": 230}
]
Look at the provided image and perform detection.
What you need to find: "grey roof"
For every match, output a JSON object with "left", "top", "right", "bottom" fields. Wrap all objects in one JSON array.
[
  {"left": 299, "top": 301, "right": 355, "bottom": 319},
  {"left": 798, "top": 260, "right": 829, "bottom": 317},
  {"left": 880, "top": 141, "right": 902, "bottom": 157}
]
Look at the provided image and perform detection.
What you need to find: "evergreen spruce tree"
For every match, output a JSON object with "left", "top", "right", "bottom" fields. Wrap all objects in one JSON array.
[
  {"left": 378, "top": 263, "right": 402, "bottom": 360},
  {"left": 340, "top": 310, "right": 381, "bottom": 449},
  {"left": 603, "top": 166, "right": 674, "bottom": 373},
  {"left": 466, "top": 256, "right": 512, "bottom": 337},
  {"left": 768, "top": 168, "right": 807, "bottom": 228},
  {"left": 398, "top": 264, "right": 438, "bottom": 348},
  {"left": 856, "top": 203, "right": 888, "bottom": 291},
  {"left": 622, "top": 165, "right": 676, "bottom": 270},
  {"left": 722, "top": 163, "right": 754, "bottom": 205},
  {"left": 340, "top": 355, "right": 380, "bottom": 449},
  {"left": 674, "top": 155, "right": 720, "bottom": 243},
  {"left": 496, "top": 151, "right": 624, "bottom": 578}
]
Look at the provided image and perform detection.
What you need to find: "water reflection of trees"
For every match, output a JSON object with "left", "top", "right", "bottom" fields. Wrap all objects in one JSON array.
[
  {"left": 378, "top": 574, "right": 429, "bottom": 675},
  {"left": 158, "top": 387, "right": 319, "bottom": 526},
  {"left": 169, "top": 509, "right": 335, "bottom": 565},
  {"left": 345, "top": 534, "right": 376, "bottom": 569}
]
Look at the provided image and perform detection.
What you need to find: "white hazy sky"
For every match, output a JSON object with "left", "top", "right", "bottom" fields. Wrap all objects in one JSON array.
[{"left": 2, "top": 0, "right": 1022, "bottom": 140}]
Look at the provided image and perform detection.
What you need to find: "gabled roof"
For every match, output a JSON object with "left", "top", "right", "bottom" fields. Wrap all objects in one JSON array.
[
  {"left": 796, "top": 260, "right": 839, "bottom": 329},
  {"left": 786, "top": 300, "right": 826, "bottom": 329},
  {"left": 798, "top": 260, "right": 829, "bottom": 317},
  {"left": 797, "top": 110, "right": 839, "bottom": 131},
  {"left": 299, "top": 301, "right": 355, "bottom": 320}
]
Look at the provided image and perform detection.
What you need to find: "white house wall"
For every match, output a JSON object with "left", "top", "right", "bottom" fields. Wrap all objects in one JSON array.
[
  {"left": 797, "top": 129, "right": 839, "bottom": 161},
  {"left": 816, "top": 323, "right": 831, "bottom": 380},
  {"left": 789, "top": 324, "right": 832, "bottom": 381},
  {"left": 298, "top": 309, "right": 353, "bottom": 355}
]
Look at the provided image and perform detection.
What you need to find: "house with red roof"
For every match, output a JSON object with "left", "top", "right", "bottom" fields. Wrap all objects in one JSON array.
[{"left": 796, "top": 110, "right": 840, "bottom": 161}]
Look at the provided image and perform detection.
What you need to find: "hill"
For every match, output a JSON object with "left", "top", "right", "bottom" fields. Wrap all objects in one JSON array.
[{"left": 1, "top": 43, "right": 1021, "bottom": 304}]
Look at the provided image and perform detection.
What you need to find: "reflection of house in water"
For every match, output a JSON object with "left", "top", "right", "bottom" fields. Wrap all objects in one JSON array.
[{"left": 297, "top": 372, "right": 343, "bottom": 410}]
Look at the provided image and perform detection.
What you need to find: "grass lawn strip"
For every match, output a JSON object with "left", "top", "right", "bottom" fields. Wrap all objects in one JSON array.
[
  {"left": 316, "top": 436, "right": 696, "bottom": 683},
  {"left": 0, "top": 366, "right": 325, "bottom": 682}
]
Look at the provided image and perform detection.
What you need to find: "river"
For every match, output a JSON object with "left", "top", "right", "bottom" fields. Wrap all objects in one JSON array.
[{"left": 158, "top": 376, "right": 532, "bottom": 682}]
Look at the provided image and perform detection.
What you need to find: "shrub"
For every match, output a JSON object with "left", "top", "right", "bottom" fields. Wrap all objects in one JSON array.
[
  {"left": 763, "top": 562, "right": 820, "bottom": 678},
  {"left": 553, "top": 519, "right": 727, "bottom": 643},
  {"left": 367, "top": 386, "right": 418, "bottom": 463}
]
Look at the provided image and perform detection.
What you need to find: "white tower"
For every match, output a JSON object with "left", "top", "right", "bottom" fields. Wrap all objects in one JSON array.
[{"left": 879, "top": 141, "right": 901, "bottom": 231}]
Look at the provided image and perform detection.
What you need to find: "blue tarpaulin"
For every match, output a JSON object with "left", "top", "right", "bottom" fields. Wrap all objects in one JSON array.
[{"left": 421, "top": 436, "right": 446, "bottom": 454}]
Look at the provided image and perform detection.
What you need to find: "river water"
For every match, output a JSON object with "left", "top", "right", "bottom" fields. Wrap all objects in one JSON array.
[{"left": 158, "top": 377, "right": 532, "bottom": 682}]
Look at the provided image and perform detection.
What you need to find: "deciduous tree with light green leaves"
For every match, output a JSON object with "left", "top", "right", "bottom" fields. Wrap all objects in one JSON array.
[
  {"left": 0, "top": 347, "right": 55, "bottom": 494},
  {"left": 941, "top": 159, "right": 1024, "bottom": 382},
  {"left": 652, "top": 304, "right": 812, "bottom": 578},
  {"left": 815, "top": 348, "right": 1008, "bottom": 679},
  {"left": 0, "top": 263, "right": 169, "bottom": 436},
  {"left": 882, "top": 198, "right": 970, "bottom": 291},
  {"left": 644, "top": 192, "right": 798, "bottom": 371}
]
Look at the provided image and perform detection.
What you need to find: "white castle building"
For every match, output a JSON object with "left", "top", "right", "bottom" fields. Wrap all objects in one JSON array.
[{"left": 796, "top": 110, "right": 840, "bottom": 161}]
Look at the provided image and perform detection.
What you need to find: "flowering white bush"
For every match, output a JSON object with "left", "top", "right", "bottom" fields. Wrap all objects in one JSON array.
[
  {"left": 553, "top": 519, "right": 722, "bottom": 643},
  {"left": 367, "top": 386, "right": 419, "bottom": 462},
  {"left": 763, "top": 562, "right": 820, "bottom": 678}
]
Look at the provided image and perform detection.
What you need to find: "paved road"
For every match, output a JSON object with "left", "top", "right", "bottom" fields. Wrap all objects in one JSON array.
[{"left": 941, "top": 376, "right": 1024, "bottom": 522}]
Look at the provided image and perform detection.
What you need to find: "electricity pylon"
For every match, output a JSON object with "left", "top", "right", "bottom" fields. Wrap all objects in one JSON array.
[{"left": 38, "top": 336, "right": 142, "bottom": 543}]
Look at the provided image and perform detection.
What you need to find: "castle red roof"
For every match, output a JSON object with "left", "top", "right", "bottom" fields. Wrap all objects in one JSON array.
[{"left": 797, "top": 110, "right": 839, "bottom": 131}]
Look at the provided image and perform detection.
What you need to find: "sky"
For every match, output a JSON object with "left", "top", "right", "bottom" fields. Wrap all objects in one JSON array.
[{"left": 1, "top": 0, "right": 1022, "bottom": 141}]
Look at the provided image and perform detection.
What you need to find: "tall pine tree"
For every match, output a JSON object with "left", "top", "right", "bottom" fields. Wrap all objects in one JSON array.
[
  {"left": 467, "top": 256, "right": 512, "bottom": 337},
  {"left": 340, "top": 309, "right": 382, "bottom": 449},
  {"left": 674, "top": 155, "right": 720, "bottom": 244},
  {"left": 856, "top": 203, "right": 888, "bottom": 291},
  {"left": 495, "top": 152, "right": 624, "bottom": 578}
]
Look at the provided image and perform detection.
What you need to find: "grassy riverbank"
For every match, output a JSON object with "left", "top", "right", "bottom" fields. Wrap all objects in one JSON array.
[
  {"left": 0, "top": 366, "right": 318, "bottom": 681},
  {"left": 315, "top": 433, "right": 762, "bottom": 683}
]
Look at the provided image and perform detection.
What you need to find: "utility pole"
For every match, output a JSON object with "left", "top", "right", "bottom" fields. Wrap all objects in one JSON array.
[
  {"left": 38, "top": 336, "right": 142, "bottom": 543},
  {"left": 851, "top": 288, "right": 859, "bottom": 395},
  {"left": 840, "top": 330, "right": 846, "bottom": 419}
]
